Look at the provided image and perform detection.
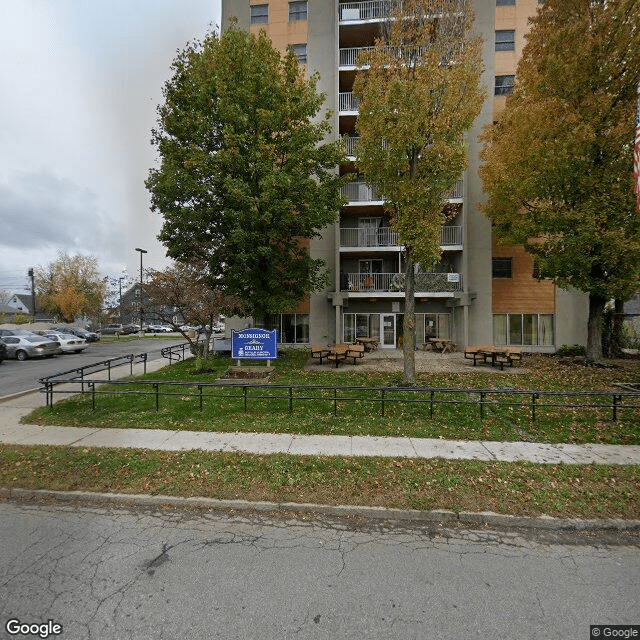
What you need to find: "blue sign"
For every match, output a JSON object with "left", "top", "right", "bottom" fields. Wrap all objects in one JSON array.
[{"left": 232, "top": 329, "right": 278, "bottom": 360}]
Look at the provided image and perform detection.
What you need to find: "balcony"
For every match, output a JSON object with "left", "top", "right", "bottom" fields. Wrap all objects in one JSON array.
[
  {"left": 340, "top": 46, "right": 374, "bottom": 68},
  {"left": 341, "top": 181, "right": 383, "bottom": 204},
  {"left": 342, "top": 272, "right": 463, "bottom": 294},
  {"left": 339, "top": 92, "right": 360, "bottom": 114},
  {"left": 341, "top": 181, "right": 463, "bottom": 204},
  {"left": 340, "top": 225, "right": 463, "bottom": 249},
  {"left": 339, "top": 1, "right": 392, "bottom": 23}
]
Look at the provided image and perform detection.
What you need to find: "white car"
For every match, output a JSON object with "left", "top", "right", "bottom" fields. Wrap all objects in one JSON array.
[
  {"left": 147, "top": 324, "right": 173, "bottom": 333},
  {"left": 42, "top": 332, "right": 87, "bottom": 354}
]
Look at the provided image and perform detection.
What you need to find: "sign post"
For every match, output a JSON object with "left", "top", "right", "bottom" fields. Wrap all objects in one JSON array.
[{"left": 231, "top": 329, "right": 278, "bottom": 367}]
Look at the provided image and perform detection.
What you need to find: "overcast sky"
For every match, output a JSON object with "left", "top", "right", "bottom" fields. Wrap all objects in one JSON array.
[{"left": 0, "top": 0, "right": 222, "bottom": 293}]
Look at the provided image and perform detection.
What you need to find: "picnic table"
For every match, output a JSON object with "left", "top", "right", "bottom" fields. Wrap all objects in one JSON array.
[
  {"left": 356, "top": 337, "right": 379, "bottom": 351},
  {"left": 326, "top": 344, "right": 349, "bottom": 367},
  {"left": 311, "top": 346, "right": 332, "bottom": 365},
  {"left": 464, "top": 345, "right": 522, "bottom": 370},
  {"left": 423, "top": 338, "right": 456, "bottom": 354}
]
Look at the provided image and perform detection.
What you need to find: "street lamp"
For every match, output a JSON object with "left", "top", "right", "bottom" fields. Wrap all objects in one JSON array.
[
  {"left": 134, "top": 248, "right": 147, "bottom": 334},
  {"left": 118, "top": 276, "right": 125, "bottom": 323}
]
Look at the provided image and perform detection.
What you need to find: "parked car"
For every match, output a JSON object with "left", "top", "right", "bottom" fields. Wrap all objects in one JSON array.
[
  {"left": 1, "top": 334, "right": 60, "bottom": 360},
  {"left": 40, "top": 332, "right": 87, "bottom": 354},
  {"left": 50, "top": 326, "right": 100, "bottom": 342},
  {"left": 147, "top": 324, "right": 173, "bottom": 333},
  {"left": 0, "top": 338, "right": 6, "bottom": 364},
  {"left": 100, "top": 324, "right": 137, "bottom": 335}
]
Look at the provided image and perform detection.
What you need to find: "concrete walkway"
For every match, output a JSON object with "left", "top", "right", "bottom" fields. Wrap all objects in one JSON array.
[{"left": 1, "top": 358, "right": 639, "bottom": 466}]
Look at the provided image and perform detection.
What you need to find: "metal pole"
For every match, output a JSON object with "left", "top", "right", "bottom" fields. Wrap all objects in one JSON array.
[
  {"left": 135, "top": 248, "right": 147, "bottom": 334},
  {"left": 28, "top": 268, "right": 36, "bottom": 322}
]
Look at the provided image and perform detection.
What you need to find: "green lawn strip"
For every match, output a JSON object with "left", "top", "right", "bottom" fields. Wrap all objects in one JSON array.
[
  {"left": 23, "top": 351, "right": 640, "bottom": 444},
  {"left": 1, "top": 444, "right": 638, "bottom": 519}
]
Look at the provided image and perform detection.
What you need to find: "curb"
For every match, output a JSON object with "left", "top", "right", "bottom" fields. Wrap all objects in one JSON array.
[
  {"left": 1, "top": 487, "right": 639, "bottom": 532},
  {"left": 0, "top": 388, "right": 40, "bottom": 404}
]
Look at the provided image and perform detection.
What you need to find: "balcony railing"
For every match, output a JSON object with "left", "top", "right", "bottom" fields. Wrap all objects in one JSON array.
[
  {"left": 340, "top": 225, "right": 463, "bottom": 248},
  {"left": 341, "top": 181, "right": 463, "bottom": 204},
  {"left": 339, "top": 45, "right": 431, "bottom": 68},
  {"left": 340, "top": 227, "right": 400, "bottom": 247},
  {"left": 343, "top": 272, "right": 463, "bottom": 293},
  {"left": 339, "top": 1, "right": 393, "bottom": 22},
  {"left": 341, "top": 181, "right": 382, "bottom": 203},
  {"left": 339, "top": 92, "right": 360, "bottom": 112}
]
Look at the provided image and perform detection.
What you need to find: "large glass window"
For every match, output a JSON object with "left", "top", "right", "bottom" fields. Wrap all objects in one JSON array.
[
  {"left": 250, "top": 4, "right": 268, "bottom": 24},
  {"left": 493, "top": 314, "right": 554, "bottom": 346},
  {"left": 289, "top": 1, "right": 307, "bottom": 21},
  {"left": 343, "top": 314, "right": 380, "bottom": 342},
  {"left": 257, "top": 314, "right": 309, "bottom": 343}
]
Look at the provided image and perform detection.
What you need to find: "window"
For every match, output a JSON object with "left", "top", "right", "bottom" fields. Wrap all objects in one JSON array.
[
  {"left": 343, "top": 314, "right": 380, "bottom": 342},
  {"left": 250, "top": 4, "right": 268, "bottom": 24},
  {"left": 493, "top": 314, "right": 554, "bottom": 346},
  {"left": 258, "top": 314, "right": 309, "bottom": 343},
  {"left": 496, "top": 0, "right": 516, "bottom": 5},
  {"left": 494, "top": 75, "right": 515, "bottom": 96},
  {"left": 532, "top": 260, "right": 541, "bottom": 279},
  {"left": 495, "top": 30, "right": 515, "bottom": 51},
  {"left": 289, "top": 43, "right": 307, "bottom": 64},
  {"left": 492, "top": 257, "right": 512, "bottom": 278},
  {"left": 289, "top": 1, "right": 307, "bottom": 21}
]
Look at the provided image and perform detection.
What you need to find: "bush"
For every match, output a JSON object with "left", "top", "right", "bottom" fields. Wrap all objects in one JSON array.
[
  {"left": 12, "top": 314, "right": 31, "bottom": 325},
  {"left": 556, "top": 344, "right": 587, "bottom": 357}
]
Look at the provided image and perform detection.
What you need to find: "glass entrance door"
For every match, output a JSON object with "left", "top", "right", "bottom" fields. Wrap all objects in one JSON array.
[{"left": 381, "top": 314, "right": 396, "bottom": 348}]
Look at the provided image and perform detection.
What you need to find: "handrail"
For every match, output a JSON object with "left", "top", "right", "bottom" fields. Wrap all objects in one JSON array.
[
  {"left": 39, "top": 378, "right": 640, "bottom": 423},
  {"left": 39, "top": 354, "right": 148, "bottom": 407}
]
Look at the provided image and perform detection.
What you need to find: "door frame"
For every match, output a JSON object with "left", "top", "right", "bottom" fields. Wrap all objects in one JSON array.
[{"left": 380, "top": 313, "right": 396, "bottom": 348}]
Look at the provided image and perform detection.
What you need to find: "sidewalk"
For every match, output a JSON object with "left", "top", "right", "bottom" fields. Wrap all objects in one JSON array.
[{"left": 1, "top": 358, "right": 639, "bottom": 465}]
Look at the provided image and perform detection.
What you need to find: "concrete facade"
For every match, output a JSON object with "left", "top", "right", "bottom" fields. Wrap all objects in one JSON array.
[{"left": 220, "top": 0, "right": 588, "bottom": 351}]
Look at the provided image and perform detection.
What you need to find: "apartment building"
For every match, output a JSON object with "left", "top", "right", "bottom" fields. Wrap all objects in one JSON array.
[{"left": 220, "top": 0, "right": 588, "bottom": 351}]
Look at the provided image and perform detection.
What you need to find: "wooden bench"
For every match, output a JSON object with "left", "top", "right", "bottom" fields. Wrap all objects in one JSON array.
[
  {"left": 494, "top": 348, "right": 522, "bottom": 370},
  {"left": 311, "top": 345, "right": 331, "bottom": 365},
  {"left": 464, "top": 345, "right": 493, "bottom": 366},
  {"left": 326, "top": 344, "right": 349, "bottom": 368},
  {"left": 346, "top": 343, "right": 365, "bottom": 364}
]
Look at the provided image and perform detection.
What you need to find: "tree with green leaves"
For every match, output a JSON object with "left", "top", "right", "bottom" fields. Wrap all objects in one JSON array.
[
  {"left": 143, "top": 261, "right": 240, "bottom": 370},
  {"left": 35, "top": 252, "right": 107, "bottom": 324},
  {"left": 479, "top": 0, "right": 640, "bottom": 361},
  {"left": 352, "top": 0, "right": 484, "bottom": 383},
  {"left": 146, "top": 25, "right": 345, "bottom": 324}
]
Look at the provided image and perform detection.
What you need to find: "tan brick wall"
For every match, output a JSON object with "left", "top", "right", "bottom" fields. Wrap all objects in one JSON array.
[{"left": 250, "top": 0, "right": 308, "bottom": 55}]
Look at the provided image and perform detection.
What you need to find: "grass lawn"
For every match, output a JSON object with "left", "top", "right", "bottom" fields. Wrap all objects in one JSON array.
[
  {"left": 2, "top": 445, "right": 639, "bottom": 520},
  {"left": 24, "top": 350, "right": 640, "bottom": 445},
  {"left": 4, "top": 351, "right": 640, "bottom": 519}
]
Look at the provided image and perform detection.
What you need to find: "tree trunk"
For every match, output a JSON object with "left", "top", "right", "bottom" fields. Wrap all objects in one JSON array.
[
  {"left": 586, "top": 293, "right": 607, "bottom": 361},
  {"left": 403, "top": 250, "right": 416, "bottom": 385},
  {"left": 611, "top": 298, "right": 624, "bottom": 358}
]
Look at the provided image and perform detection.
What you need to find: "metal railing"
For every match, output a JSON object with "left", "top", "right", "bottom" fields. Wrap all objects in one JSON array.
[
  {"left": 339, "top": 1, "right": 393, "bottom": 22},
  {"left": 341, "top": 180, "right": 463, "bottom": 203},
  {"left": 339, "top": 92, "right": 361, "bottom": 112},
  {"left": 39, "top": 354, "right": 148, "bottom": 408},
  {"left": 39, "top": 378, "right": 640, "bottom": 424},
  {"left": 340, "top": 225, "right": 462, "bottom": 248},
  {"left": 344, "top": 272, "right": 463, "bottom": 292}
]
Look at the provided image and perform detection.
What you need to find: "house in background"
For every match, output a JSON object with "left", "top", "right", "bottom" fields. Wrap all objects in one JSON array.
[{"left": 220, "top": 0, "right": 588, "bottom": 351}]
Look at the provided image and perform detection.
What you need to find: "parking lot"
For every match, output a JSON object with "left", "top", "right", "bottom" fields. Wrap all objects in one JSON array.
[{"left": 0, "top": 336, "right": 185, "bottom": 400}]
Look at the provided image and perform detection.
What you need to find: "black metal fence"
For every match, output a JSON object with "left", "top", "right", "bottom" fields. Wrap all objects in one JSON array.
[
  {"left": 39, "top": 377, "right": 640, "bottom": 423},
  {"left": 39, "top": 354, "right": 148, "bottom": 407}
]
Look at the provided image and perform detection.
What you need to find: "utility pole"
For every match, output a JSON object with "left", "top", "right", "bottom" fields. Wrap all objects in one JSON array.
[
  {"left": 134, "top": 248, "right": 147, "bottom": 334},
  {"left": 118, "top": 276, "right": 125, "bottom": 323},
  {"left": 27, "top": 268, "right": 36, "bottom": 323}
]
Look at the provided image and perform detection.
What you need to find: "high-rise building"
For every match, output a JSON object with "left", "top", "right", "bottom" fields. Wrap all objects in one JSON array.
[{"left": 220, "top": 0, "right": 588, "bottom": 351}]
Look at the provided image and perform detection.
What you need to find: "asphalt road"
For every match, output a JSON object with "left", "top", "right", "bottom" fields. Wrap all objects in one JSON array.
[
  {"left": 0, "top": 337, "right": 185, "bottom": 399},
  {"left": 0, "top": 501, "right": 637, "bottom": 640}
]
